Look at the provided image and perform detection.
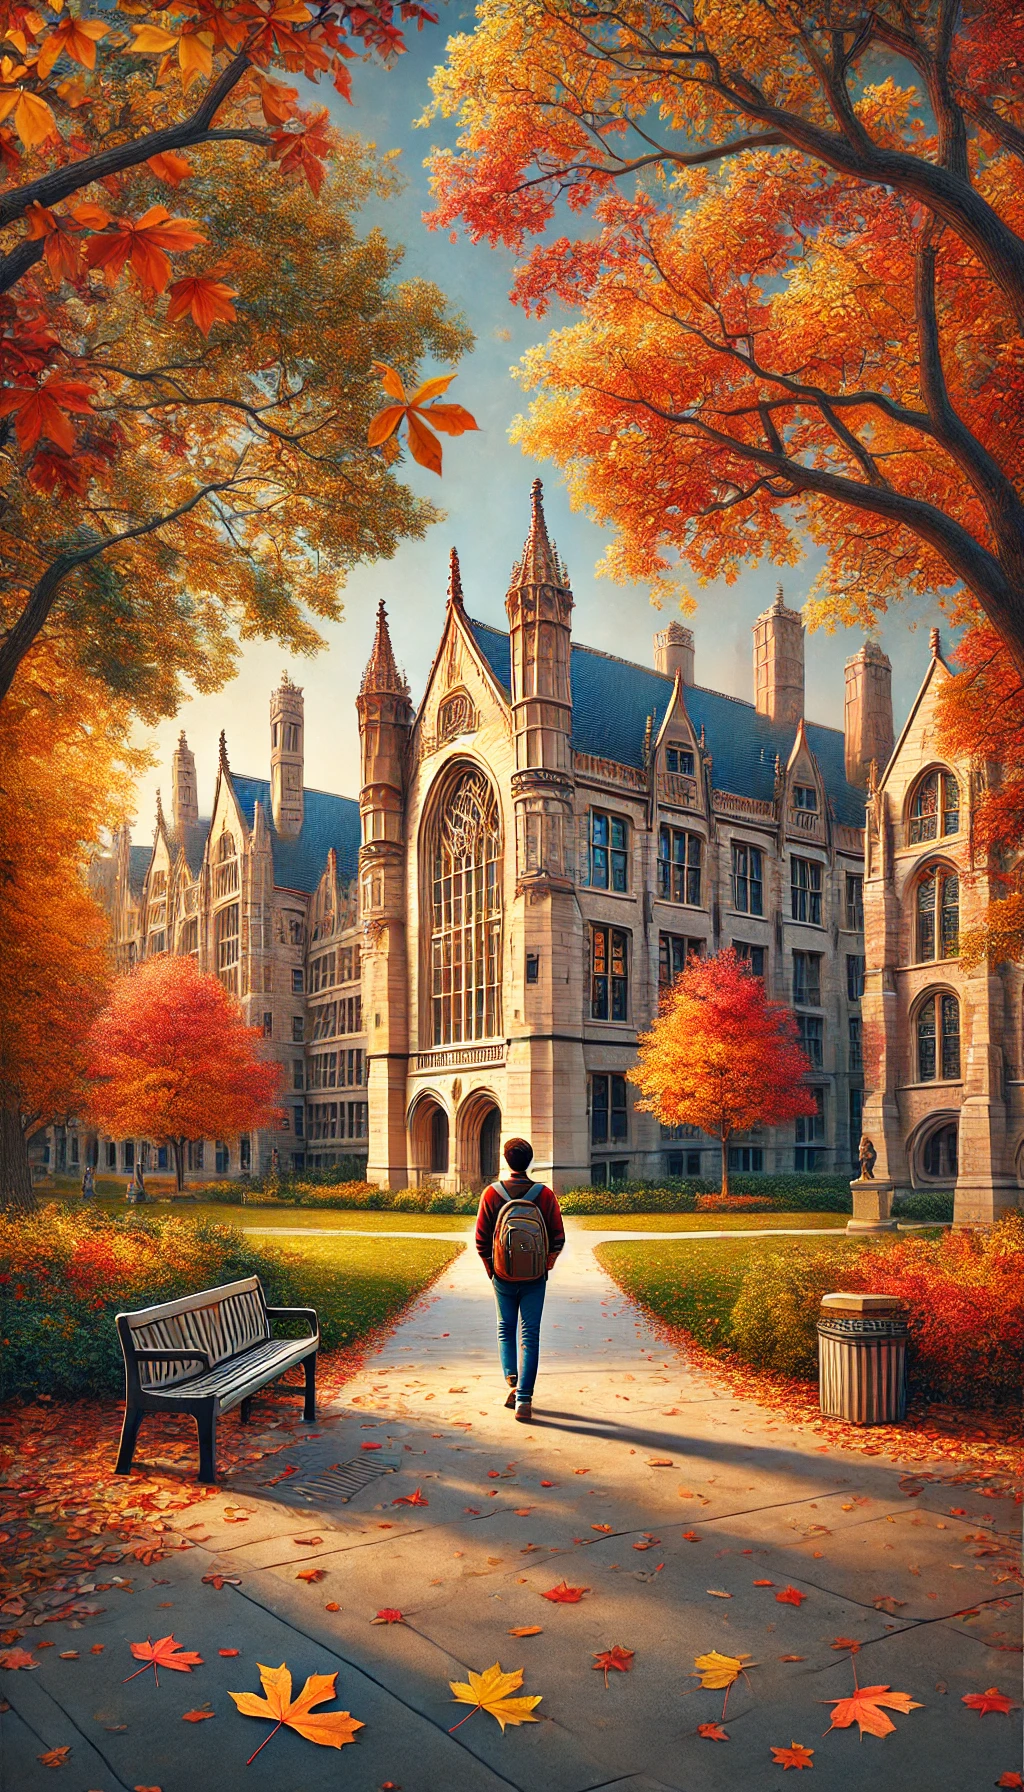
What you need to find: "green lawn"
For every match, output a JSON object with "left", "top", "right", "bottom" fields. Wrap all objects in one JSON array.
[
  {"left": 595, "top": 1234, "right": 867, "bottom": 1352},
  {"left": 258, "top": 1233, "right": 465, "bottom": 1347},
  {"left": 570, "top": 1211, "right": 848, "bottom": 1232}
]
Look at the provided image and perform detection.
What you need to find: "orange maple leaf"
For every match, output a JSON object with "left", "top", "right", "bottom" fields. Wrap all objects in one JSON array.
[
  {"left": 37, "top": 1744, "right": 72, "bottom": 1766},
  {"left": 775, "top": 1586, "right": 806, "bottom": 1606},
  {"left": 36, "top": 16, "right": 107, "bottom": 79},
  {"left": 771, "top": 1741, "right": 814, "bottom": 1769},
  {"left": 392, "top": 1487, "right": 428, "bottom": 1507},
  {"left": 0, "top": 376, "right": 93, "bottom": 453},
  {"left": 229, "top": 1661, "right": 363, "bottom": 1764},
  {"left": 541, "top": 1581, "right": 589, "bottom": 1603},
  {"left": 0, "top": 1647, "right": 37, "bottom": 1669},
  {"left": 147, "top": 151, "right": 193, "bottom": 187},
  {"left": 83, "top": 206, "right": 206, "bottom": 294},
  {"left": 592, "top": 1645, "right": 634, "bottom": 1687},
  {"left": 367, "top": 362, "right": 478, "bottom": 476},
  {"left": 166, "top": 275, "right": 237, "bottom": 335},
  {"left": 825, "top": 1683, "right": 923, "bottom": 1738},
  {"left": 296, "top": 1568, "right": 326, "bottom": 1584},
  {"left": 181, "top": 1706, "right": 215, "bottom": 1723},
  {"left": 24, "top": 201, "right": 85, "bottom": 283},
  {"left": 962, "top": 1687, "right": 1014, "bottom": 1716},
  {"left": 124, "top": 1634, "right": 204, "bottom": 1688},
  {"left": 697, "top": 1721, "right": 729, "bottom": 1740}
]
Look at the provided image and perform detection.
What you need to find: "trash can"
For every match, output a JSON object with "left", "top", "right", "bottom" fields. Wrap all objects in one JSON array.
[{"left": 817, "top": 1293, "right": 908, "bottom": 1425}]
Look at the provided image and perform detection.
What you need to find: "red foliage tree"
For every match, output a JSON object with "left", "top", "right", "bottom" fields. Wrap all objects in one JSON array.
[
  {"left": 629, "top": 949, "right": 816, "bottom": 1197},
  {"left": 87, "top": 956, "right": 281, "bottom": 1190}
]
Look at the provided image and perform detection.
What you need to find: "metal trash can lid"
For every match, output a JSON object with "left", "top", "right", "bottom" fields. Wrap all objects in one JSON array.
[{"left": 820, "top": 1292, "right": 903, "bottom": 1314}]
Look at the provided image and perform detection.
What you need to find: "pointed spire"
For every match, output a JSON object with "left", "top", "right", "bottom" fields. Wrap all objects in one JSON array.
[
  {"left": 930, "top": 625, "right": 941, "bottom": 659},
  {"left": 219, "top": 729, "right": 229, "bottom": 771},
  {"left": 447, "top": 546, "right": 464, "bottom": 610},
  {"left": 509, "top": 477, "right": 570, "bottom": 591},
  {"left": 360, "top": 599, "right": 409, "bottom": 696},
  {"left": 154, "top": 788, "right": 165, "bottom": 834}
]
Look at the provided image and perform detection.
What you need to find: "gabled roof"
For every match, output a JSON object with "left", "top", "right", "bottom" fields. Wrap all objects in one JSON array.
[
  {"left": 467, "top": 618, "right": 865, "bottom": 828},
  {"left": 172, "top": 818, "right": 210, "bottom": 876},
  {"left": 127, "top": 844, "right": 151, "bottom": 899},
  {"left": 231, "top": 776, "right": 360, "bottom": 894}
]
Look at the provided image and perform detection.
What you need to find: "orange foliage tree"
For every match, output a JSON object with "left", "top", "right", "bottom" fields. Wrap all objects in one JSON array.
[
  {"left": 628, "top": 949, "right": 816, "bottom": 1198},
  {"left": 426, "top": 2, "right": 1024, "bottom": 673},
  {"left": 0, "top": 0, "right": 474, "bottom": 714},
  {"left": 87, "top": 955, "right": 282, "bottom": 1190}
]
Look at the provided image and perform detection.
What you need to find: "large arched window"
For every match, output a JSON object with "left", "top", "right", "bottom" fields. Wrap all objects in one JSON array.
[
  {"left": 430, "top": 767, "right": 502, "bottom": 1044},
  {"left": 916, "top": 865, "right": 959, "bottom": 961},
  {"left": 917, "top": 991, "right": 961, "bottom": 1082},
  {"left": 908, "top": 768, "right": 960, "bottom": 844}
]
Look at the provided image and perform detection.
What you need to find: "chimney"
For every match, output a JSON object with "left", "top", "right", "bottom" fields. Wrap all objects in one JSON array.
[
  {"left": 654, "top": 620, "right": 695, "bottom": 684},
  {"left": 270, "top": 672, "right": 304, "bottom": 839},
  {"left": 170, "top": 731, "right": 198, "bottom": 833},
  {"left": 844, "top": 640, "right": 894, "bottom": 786},
  {"left": 753, "top": 584, "right": 804, "bottom": 727}
]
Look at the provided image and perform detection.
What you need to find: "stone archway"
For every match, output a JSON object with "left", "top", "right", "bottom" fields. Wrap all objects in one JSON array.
[
  {"left": 457, "top": 1090, "right": 502, "bottom": 1189},
  {"left": 408, "top": 1093, "right": 450, "bottom": 1184}
]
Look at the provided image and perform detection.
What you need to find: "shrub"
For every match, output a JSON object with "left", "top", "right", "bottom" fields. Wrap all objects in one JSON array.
[
  {"left": 729, "top": 1245, "right": 863, "bottom": 1377},
  {"left": 695, "top": 1193, "right": 774, "bottom": 1213},
  {"left": 893, "top": 1189, "right": 955, "bottom": 1222},
  {"left": 561, "top": 1175, "right": 851, "bottom": 1215}
]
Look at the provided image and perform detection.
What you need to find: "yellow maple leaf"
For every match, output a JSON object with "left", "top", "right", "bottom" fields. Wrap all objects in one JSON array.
[
  {"left": 229, "top": 1661, "right": 364, "bottom": 1765},
  {"left": 692, "top": 1650, "right": 755, "bottom": 1690},
  {"left": 448, "top": 1662, "right": 542, "bottom": 1733}
]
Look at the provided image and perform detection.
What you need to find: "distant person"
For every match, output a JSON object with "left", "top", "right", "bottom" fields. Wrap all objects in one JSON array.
[
  {"left": 126, "top": 1164, "right": 146, "bottom": 1204},
  {"left": 475, "top": 1137, "right": 564, "bottom": 1423},
  {"left": 81, "top": 1163, "right": 95, "bottom": 1202}
]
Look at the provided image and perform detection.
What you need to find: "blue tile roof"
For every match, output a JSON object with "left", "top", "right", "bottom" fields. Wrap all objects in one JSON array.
[
  {"left": 230, "top": 775, "right": 361, "bottom": 894},
  {"left": 468, "top": 618, "right": 865, "bottom": 829}
]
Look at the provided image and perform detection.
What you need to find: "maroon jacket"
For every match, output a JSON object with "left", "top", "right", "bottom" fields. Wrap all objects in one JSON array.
[{"left": 475, "top": 1172, "right": 565, "bottom": 1274}]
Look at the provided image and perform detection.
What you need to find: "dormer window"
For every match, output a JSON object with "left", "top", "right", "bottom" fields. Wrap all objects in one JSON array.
[
  {"left": 793, "top": 785, "right": 818, "bottom": 811},
  {"left": 665, "top": 745, "right": 695, "bottom": 777}
]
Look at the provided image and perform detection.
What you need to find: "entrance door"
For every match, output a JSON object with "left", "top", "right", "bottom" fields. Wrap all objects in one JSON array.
[
  {"left": 430, "top": 1107, "right": 449, "bottom": 1174},
  {"left": 479, "top": 1106, "right": 501, "bottom": 1183}
]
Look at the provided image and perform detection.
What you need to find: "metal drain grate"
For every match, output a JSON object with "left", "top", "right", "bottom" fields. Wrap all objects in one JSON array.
[{"left": 292, "top": 1454, "right": 402, "bottom": 1505}]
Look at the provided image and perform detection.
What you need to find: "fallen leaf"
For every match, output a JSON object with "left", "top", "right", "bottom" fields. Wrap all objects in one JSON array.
[
  {"left": 182, "top": 1706, "right": 215, "bottom": 1723},
  {"left": 542, "top": 1582, "right": 589, "bottom": 1604},
  {"left": 962, "top": 1687, "right": 1014, "bottom": 1716},
  {"left": 540, "top": 1481, "right": 555, "bottom": 1488},
  {"left": 706, "top": 1589, "right": 732, "bottom": 1599},
  {"left": 771, "top": 1741, "right": 815, "bottom": 1769},
  {"left": 697, "top": 1721, "right": 729, "bottom": 1740},
  {"left": 591, "top": 1524, "right": 614, "bottom": 1534},
  {"left": 293, "top": 1536, "right": 323, "bottom": 1547},
  {"left": 361, "top": 1442, "right": 382, "bottom": 1451},
  {"left": 507, "top": 1627, "right": 542, "bottom": 1637},
  {"left": 872, "top": 1595, "right": 907, "bottom": 1613},
  {"left": 218, "top": 1649, "right": 240, "bottom": 1657},
  {"left": 647, "top": 1458, "right": 673, "bottom": 1467},
  {"left": 448, "top": 1662, "right": 542, "bottom": 1733},
  {"left": 0, "top": 1649, "right": 36, "bottom": 1670},
  {"left": 124, "top": 1634, "right": 203, "bottom": 1687},
  {"left": 592, "top": 1645, "right": 634, "bottom": 1686},
  {"left": 37, "top": 1745, "right": 72, "bottom": 1766},
  {"left": 324, "top": 1603, "right": 341, "bottom": 1613},
  {"left": 825, "top": 1684, "right": 923, "bottom": 1738},
  {"left": 89, "top": 1645, "right": 104, "bottom": 1655},
  {"left": 692, "top": 1651, "right": 754, "bottom": 1690},
  {"left": 996, "top": 1774, "right": 1024, "bottom": 1788},
  {"left": 681, "top": 1531, "right": 702, "bottom": 1543},
  {"left": 831, "top": 1638, "right": 862, "bottom": 1653},
  {"left": 59, "top": 1652, "right": 79, "bottom": 1660},
  {"left": 779, "top": 1655, "right": 806, "bottom": 1662},
  {"left": 753, "top": 1579, "right": 775, "bottom": 1587},
  {"left": 371, "top": 1610, "right": 404, "bottom": 1625},
  {"left": 514, "top": 1509, "right": 533, "bottom": 1517},
  {"left": 296, "top": 1569, "right": 326, "bottom": 1584},
  {"left": 776, "top": 1586, "right": 807, "bottom": 1606},
  {"left": 201, "top": 1574, "right": 240, "bottom": 1591},
  {"left": 230, "top": 1662, "right": 363, "bottom": 1763},
  {"left": 392, "top": 1489, "right": 428, "bottom": 1507}
]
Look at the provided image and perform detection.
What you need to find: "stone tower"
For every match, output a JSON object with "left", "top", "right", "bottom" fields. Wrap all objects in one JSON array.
[
  {"left": 357, "top": 602, "right": 413, "bottom": 1188},
  {"left": 270, "top": 673, "right": 304, "bottom": 839},
  {"left": 504, "top": 480, "right": 589, "bottom": 1187},
  {"left": 753, "top": 586, "right": 804, "bottom": 727},
  {"left": 653, "top": 620, "right": 695, "bottom": 684},
  {"left": 844, "top": 640, "right": 894, "bottom": 786},
  {"left": 170, "top": 731, "right": 198, "bottom": 833}
]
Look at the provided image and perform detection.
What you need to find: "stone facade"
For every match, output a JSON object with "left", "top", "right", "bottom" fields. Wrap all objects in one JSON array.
[{"left": 860, "top": 631, "right": 1022, "bottom": 1225}]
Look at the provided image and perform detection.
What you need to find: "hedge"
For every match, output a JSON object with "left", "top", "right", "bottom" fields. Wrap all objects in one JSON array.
[{"left": 560, "top": 1175, "right": 853, "bottom": 1215}]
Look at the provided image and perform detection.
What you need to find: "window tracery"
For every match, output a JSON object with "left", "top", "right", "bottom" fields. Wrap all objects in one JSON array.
[{"left": 429, "top": 767, "right": 502, "bottom": 1044}]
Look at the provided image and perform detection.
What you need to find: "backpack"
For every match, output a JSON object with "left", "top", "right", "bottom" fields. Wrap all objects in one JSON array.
[{"left": 491, "top": 1181, "right": 549, "bottom": 1282}]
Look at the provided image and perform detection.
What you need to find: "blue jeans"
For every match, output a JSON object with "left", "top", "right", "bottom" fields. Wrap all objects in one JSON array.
[{"left": 492, "top": 1275, "right": 546, "bottom": 1402}]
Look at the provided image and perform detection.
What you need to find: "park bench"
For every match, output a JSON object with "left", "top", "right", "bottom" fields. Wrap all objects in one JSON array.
[{"left": 114, "top": 1276, "right": 319, "bottom": 1484}]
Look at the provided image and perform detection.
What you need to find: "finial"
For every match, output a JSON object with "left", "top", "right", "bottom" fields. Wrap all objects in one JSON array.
[
  {"left": 508, "top": 476, "right": 570, "bottom": 593},
  {"left": 177, "top": 729, "right": 187, "bottom": 749},
  {"left": 447, "top": 546, "right": 464, "bottom": 610},
  {"left": 929, "top": 625, "right": 941, "bottom": 659},
  {"left": 699, "top": 723, "right": 706, "bottom": 750},
  {"left": 360, "top": 599, "right": 409, "bottom": 697},
  {"left": 155, "top": 788, "right": 165, "bottom": 829},
  {"left": 219, "top": 729, "right": 229, "bottom": 770}
]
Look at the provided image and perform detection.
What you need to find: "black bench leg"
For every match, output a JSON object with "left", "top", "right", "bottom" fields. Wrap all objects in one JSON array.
[
  {"left": 303, "top": 1353, "right": 316, "bottom": 1423},
  {"left": 196, "top": 1405, "right": 217, "bottom": 1484},
  {"left": 115, "top": 1406, "right": 144, "bottom": 1476},
  {"left": 239, "top": 1396, "right": 253, "bottom": 1425}
]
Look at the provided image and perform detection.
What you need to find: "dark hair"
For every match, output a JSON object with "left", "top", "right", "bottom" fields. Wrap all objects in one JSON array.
[{"left": 503, "top": 1136, "right": 533, "bottom": 1172}]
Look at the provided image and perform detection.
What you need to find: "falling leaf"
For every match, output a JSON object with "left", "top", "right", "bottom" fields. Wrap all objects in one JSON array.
[
  {"left": 508, "top": 1627, "right": 542, "bottom": 1637},
  {"left": 776, "top": 1586, "right": 807, "bottom": 1606},
  {"left": 229, "top": 1662, "right": 364, "bottom": 1763},
  {"left": 771, "top": 1741, "right": 815, "bottom": 1769},
  {"left": 371, "top": 1610, "right": 404, "bottom": 1625},
  {"left": 831, "top": 1637, "right": 862, "bottom": 1653},
  {"left": 392, "top": 1489, "right": 428, "bottom": 1507},
  {"left": 448, "top": 1662, "right": 542, "bottom": 1733},
  {"left": 593, "top": 1645, "right": 634, "bottom": 1686},
  {"left": 962, "top": 1688, "right": 1014, "bottom": 1716},
  {"left": 296, "top": 1569, "right": 326, "bottom": 1584},
  {"left": 367, "top": 363, "right": 478, "bottom": 477},
  {"left": 181, "top": 1706, "right": 215, "bottom": 1723},
  {"left": 124, "top": 1635, "right": 203, "bottom": 1688},
  {"left": 37, "top": 1745, "right": 72, "bottom": 1766},
  {"left": 542, "top": 1582, "right": 589, "bottom": 1604},
  {"left": 825, "top": 1684, "right": 923, "bottom": 1738}
]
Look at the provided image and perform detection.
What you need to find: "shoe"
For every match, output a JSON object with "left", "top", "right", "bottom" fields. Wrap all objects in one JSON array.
[{"left": 514, "top": 1399, "right": 533, "bottom": 1423}]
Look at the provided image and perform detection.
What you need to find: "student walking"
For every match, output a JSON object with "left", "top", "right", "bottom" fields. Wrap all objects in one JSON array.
[{"left": 475, "top": 1137, "right": 564, "bottom": 1423}]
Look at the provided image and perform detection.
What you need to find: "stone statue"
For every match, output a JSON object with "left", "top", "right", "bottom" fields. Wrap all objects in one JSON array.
[{"left": 858, "top": 1136, "right": 877, "bottom": 1180}]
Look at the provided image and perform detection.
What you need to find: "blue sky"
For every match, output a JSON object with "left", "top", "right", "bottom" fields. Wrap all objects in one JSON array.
[{"left": 130, "top": 4, "right": 949, "bottom": 828}]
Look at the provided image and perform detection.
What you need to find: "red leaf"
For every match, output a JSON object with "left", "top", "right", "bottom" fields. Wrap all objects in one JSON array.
[
  {"left": 831, "top": 1637, "right": 862, "bottom": 1653},
  {"left": 753, "top": 1578, "right": 775, "bottom": 1586},
  {"left": 181, "top": 1706, "right": 215, "bottom": 1722},
  {"left": 392, "top": 1488, "right": 428, "bottom": 1507},
  {"left": 0, "top": 1649, "right": 37, "bottom": 1669},
  {"left": 592, "top": 1645, "right": 634, "bottom": 1686},
  {"left": 37, "top": 1745, "right": 72, "bottom": 1766},
  {"left": 371, "top": 1609, "right": 404, "bottom": 1624},
  {"left": 542, "top": 1581, "right": 589, "bottom": 1604},
  {"left": 963, "top": 1687, "right": 1014, "bottom": 1716},
  {"left": 775, "top": 1586, "right": 806, "bottom": 1606},
  {"left": 770, "top": 1741, "right": 815, "bottom": 1769},
  {"left": 697, "top": 1722, "right": 729, "bottom": 1740}
]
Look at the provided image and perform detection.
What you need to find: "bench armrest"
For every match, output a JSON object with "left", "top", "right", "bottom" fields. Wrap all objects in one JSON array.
[
  {"left": 265, "top": 1306, "right": 319, "bottom": 1336},
  {"left": 133, "top": 1348, "right": 212, "bottom": 1368}
]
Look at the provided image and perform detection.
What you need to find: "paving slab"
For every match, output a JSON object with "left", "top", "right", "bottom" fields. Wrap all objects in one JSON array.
[{"left": 2, "top": 1225, "right": 1019, "bottom": 1792}]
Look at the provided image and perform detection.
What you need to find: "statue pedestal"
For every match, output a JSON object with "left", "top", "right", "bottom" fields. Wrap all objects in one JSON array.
[{"left": 847, "top": 1179, "right": 896, "bottom": 1234}]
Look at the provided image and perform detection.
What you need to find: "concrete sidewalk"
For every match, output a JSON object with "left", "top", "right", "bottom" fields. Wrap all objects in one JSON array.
[{"left": 3, "top": 1229, "right": 1020, "bottom": 1792}]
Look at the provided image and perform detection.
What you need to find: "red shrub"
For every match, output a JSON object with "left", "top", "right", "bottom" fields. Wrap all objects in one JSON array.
[{"left": 695, "top": 1193, "right": 774, "bottom": 1213}]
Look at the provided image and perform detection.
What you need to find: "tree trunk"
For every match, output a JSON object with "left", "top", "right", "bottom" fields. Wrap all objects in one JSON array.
[
  {"left": 173, "top": 1138, "right": 185, "bottom": 1193},
  {"left": 0, "top": 1096, "right": 36, "bottom": 1212},
  {"left": 719, "top": 1132, "right": 729, "bottom": 1201}
]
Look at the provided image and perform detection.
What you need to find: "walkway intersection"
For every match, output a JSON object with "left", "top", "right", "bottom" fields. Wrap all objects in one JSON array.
[{"left": 3, "top": 1230, "right": 1020, "bottom": 1791}]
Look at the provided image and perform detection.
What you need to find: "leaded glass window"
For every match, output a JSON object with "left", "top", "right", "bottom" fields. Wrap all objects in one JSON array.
[
  {"left": 917, "top": 992, "right": 961, "bottom": 1081},
  {"left": 430, "top": 768, "right": 502, "bottom": 1044},
  {"left": 909, "top": 770, "right": 960, "bottom": 843},
  {"left": 916, "top": 866, "right": 959, "bottom": 961}
]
